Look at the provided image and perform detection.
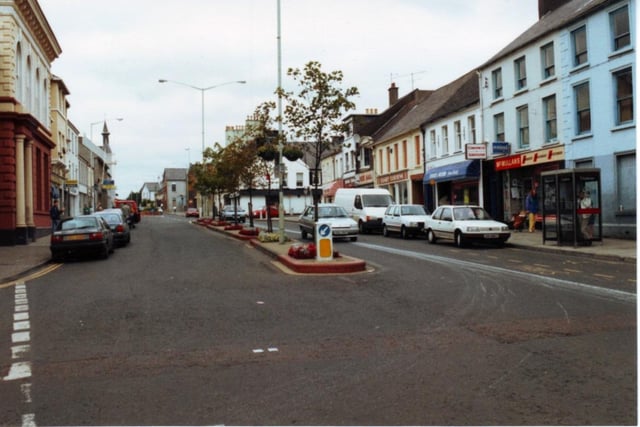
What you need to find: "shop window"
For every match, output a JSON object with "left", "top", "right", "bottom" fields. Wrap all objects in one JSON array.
[
  {"left": 543, "top": 95, "right": 557, "bottom": 141},
  {"left": 610, "top": 5, "right": 630, "bottom": 51},
  {"left": 541, "top": 42, "right": 555, "bottom": 79},
  {"left": 617, "top": 153, "right": 635, "bottom": 213},
  {"left": 614, "top": 68, "right": 633, "bottom": 125},
  {"left": 572, "top": 26, "right": 588, "bottom": 67},
  {"left": 574, "top": 82, "right": 591, "bottom": 134}
]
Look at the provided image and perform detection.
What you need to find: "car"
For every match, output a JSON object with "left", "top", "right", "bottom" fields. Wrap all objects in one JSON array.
[
  {"left": 50, "top": 215, "right": 115, "bottom": 261},
  {"left": 221, "top": 205, "right": 247, "bottom": 223},
  {"left": 299, "top": 204, "right": 359, "bottom": 242},
  {"left": 253, "top": 205, "right": 279, "bottom": 218},
  {"left": 382, "top": 204, "right": 431, "bottom": 239},
  {"left": 425, "top": 205, "right": 510, "bottom": 247},
  {"left": 94, "top": 209, "right": 131, "bottom": 247},
  {"left": 185, "top": 207, "right": 199, "bottom": 218}
]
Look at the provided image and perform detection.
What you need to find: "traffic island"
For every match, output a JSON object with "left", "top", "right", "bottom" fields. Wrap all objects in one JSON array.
[{"left": 194, "top": 219, "right": 368, "bottom": 274}]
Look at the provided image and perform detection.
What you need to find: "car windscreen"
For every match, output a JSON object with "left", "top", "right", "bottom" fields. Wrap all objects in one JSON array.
[
  {"left": 362, "top": 194, "right": 393, "bottom": 207},
  {"left": 318, "top": 207, "right": 348, "bottom": 218},
  {"left": 96, "top": 214, "right": 121, "bottom": 225},
  {"left": 61, "top": 218, "right": 98, "bottom": 230},
  {"left": 453, "top": 207, "right": 491, "bottom": 220},
  {"left": 401, "top": 205, "right": 427, "bottom": 215}
]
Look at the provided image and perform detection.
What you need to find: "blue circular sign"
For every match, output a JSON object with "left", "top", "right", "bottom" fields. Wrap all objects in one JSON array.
[{"left": 318, "top": 224, "right": 331, "bottom": 237}]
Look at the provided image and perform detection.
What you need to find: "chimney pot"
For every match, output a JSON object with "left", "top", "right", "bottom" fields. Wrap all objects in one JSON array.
[{"left": 388, "top": 83, "right": 399, "bottom": 106}]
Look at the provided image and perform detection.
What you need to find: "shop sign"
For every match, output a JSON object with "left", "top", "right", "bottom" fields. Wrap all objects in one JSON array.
[
  {"left": 65, "top": 179, "right": 78, "bottom": 188},
  {"left": 357, "top": 171, "right": 373, "bottom": 185},
  {"left": 102, "top": 179, "right": 116, "bottom": 189},
  {"left": 377, "top": 170, "right": 407, "bottom": 185},
  {"left": 465, "top": 144, "right": 486, "bottom": 159},
  {"left": 495, "top": 145, "right": 565, "bottom": 171},
  {"left": 492, "top": 142, "right": 511, "bottom": 156}
]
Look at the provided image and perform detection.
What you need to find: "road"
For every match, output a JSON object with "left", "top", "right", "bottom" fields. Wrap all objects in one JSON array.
[{"left": 0, "top": 215, "right": 636, "bottom": 425}]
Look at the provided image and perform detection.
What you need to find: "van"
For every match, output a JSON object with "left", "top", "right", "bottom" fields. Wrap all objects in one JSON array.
[
  {"left": 334, "top": 188, "right": 394, "bottom": 233},
  {"left": 113, "top": 199, "right": 140, "bottom": 223}
]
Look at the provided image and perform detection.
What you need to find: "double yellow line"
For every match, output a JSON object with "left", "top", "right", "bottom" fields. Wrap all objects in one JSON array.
[{"left": 0, "top": 263, "right": 62, "bottom": 289}]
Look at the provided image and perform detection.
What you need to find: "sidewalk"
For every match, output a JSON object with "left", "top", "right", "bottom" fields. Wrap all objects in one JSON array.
[{"left": 0, "top": 223, "right": 636, "bottom": 283}]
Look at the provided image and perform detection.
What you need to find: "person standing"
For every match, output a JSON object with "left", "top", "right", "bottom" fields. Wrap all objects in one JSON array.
[
  {"left": 524, "top": 189, "right": 538, "bottom": 233},
  {"left": 578, "top": 190, "right": 593, "bottom": 240},
  {"left": 50, "top": 200, "right": 63, "bottom": 232}
]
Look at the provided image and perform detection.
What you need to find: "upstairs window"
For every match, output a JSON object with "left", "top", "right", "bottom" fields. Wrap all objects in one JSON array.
[
  {"left": 467, "top": 115, "right": 476, "bottom": 144},
  {"left": 517, "top": 105, "right": 529, "bottom": 148},
  {"left": 610, "top": 5, "right": 630, "bottom": 51},
  {"left": 429, "top": 130, "right": 436, "bottom": 158},
  {"left": 494, "top": 113, "right": 505, "bottom": 142},
  {"left": 574, "top": 82, "right": 591, "bottom": 134},
  {"left": 572, "top": 26, "right": 588, "bottom": 66},
  {"left": 454, "top": 121, "right": 462, "bottom": 151},
  {"left": 514, "top": 56, "right": 527, "bottom": 90},
  {"left": 541, "top": 42, "right": 555, "bottom": 79},
  {"left": 543, "top": 95, "right": 557, "bottom": 142},
  {"left": 492, "top": 68, "right": 503, "bottom": 99},
  {"left": 614, "top": 68, "right": 633, "bottom": 125},
  {"left": 441, "top": 125, "right": 449, "bottom": 154}
]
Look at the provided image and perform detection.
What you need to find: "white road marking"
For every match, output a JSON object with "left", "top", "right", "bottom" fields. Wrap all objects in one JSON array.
[
  {"left": 3, "top": 361, "right": 31, "bottom": 380},
  {"left": 12, "top": 331, "right": 30, "bottom": 343},
  {"left": 11, "top": 345, "right": 30, "bottom": 359}
]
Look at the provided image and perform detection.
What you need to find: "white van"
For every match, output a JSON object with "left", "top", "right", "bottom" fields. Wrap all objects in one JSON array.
[{"left": 334, "top": 188, "right": 394, "bottom": 233}]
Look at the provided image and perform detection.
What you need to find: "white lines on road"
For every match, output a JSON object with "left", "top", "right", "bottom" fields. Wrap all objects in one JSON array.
[
  {"left": 3, "top": 281, "right": 36, "bottom": 426},
  {"left": 354, "top": 242, "right": 636, "bottom": 304},
  {"left": 252, "top": 347, "right": 279, "bottom": 354}
]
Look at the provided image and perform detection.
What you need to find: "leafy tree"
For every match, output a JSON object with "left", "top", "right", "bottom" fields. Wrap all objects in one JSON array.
[{"left": 278, "top": 60, "right": 359, "bottom": 220}]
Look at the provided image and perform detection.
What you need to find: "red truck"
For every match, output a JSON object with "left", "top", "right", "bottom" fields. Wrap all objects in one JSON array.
[{"left": 114, "top": 199, "right": 141, "bottom": 223}]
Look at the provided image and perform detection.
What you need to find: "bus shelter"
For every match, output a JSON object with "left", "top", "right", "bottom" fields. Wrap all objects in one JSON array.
[{"left": 540, "top": 168, "right": 602, "bottom": 247}]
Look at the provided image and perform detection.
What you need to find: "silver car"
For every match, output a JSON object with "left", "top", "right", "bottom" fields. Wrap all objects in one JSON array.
[
  {"left": 382, "top": 204, "right": 431, "bottom": 239},
  {"left": 299, "top": 204, "right": 359, "bottom": 242},
  {"left": 425, "top": 205, "right": 510, "bottom": 247}
]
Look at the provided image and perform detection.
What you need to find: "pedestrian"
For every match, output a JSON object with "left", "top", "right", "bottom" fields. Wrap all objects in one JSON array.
[
  {"left": 50, "top": 200, "right": 63, "bottom": 232},
  {"left": 524, "top": 188, "right": 538, "bottom": 233},
  {"left": 578, "top": 189, "right": 593, "bottom": 240}
]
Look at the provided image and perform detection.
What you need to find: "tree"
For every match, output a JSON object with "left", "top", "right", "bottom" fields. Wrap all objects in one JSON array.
[{"left": 278, "top": 60, "right": 359, "bottom": 221}]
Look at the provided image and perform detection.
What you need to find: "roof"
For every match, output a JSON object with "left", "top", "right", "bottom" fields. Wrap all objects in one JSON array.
[
  {"left": 373, "top": 69, "right": 479, "bottom": 143},
  {"left": 141, "top": 182, "right": 161, "bottom": 192},
  {"left": 163, "top": 168, "right": 187, "bottom": 181},
  {"left": 482, "top": 0, "right": 619, "bottom": 67}
]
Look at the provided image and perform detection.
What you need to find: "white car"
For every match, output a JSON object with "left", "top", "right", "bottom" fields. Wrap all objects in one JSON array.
[
  {"left": 425, "top": 205, "right": 510, "bottom": 247},
  {"left": 382, "top": 204, "right": 431, "bottom": 239},
  {"left": 299, "top": 204, "right": 359, "bottom": 241}
]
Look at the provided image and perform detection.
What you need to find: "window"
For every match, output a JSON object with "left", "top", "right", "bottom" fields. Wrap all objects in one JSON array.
[
  {"left": 614, "top": 68, "right": 633, "bottom": 125},
  {"left": 171, "top": 183, "right": 176, "bottom": 192},
  {"left": 429, "top": 130, "right": 436, "bottom": 158},
  {"left": 543, "top": 95, "right": 557, "bottom": 142},
  {"left": 467, "top": 115, "right": 476, "bottom": 144},
  {"left": 617, "top": 153, "right": 636, "bottom": 212},
  {"left": 401, "top": 140, "right": 407, "bottom": 168},
  {"left": 441, "top": 126, "right": 449, "bottom": 154},
  {"left": 296, "top": 172, "right": 303, "bottom": 187},
  {"left": 517, "top": 105, "right": 529, "bottom": 148},
  {"left": 414, "top": 135, "right": 421, "bottom": 166},
  {"left": 394, "top": 143, "right": 399, "bottom": 170},
  {"left": 541, "top": 42, "right": 555, "bottom": 79},
  {"left": 362, "top": 147, "right": 371, "bottom": 167},
  {"left": 610, "top": 5, "right": 630, "bottom": 51},
  {"left": 454, "top": 121, "right": 462, "bottom": 151},
  {"left": 572, "top": 26, "right": 588, "bottom": 66},
  {"left": 492, "top": 68, "right": 503, "bottom": 99},
  {"left": 494, "top": 113, "right": 505, "bottom": 141},
  {"left": 574, "top": 82, "right": 591, "bottom": 134},
  {"left": 514, "top": 56, "right": 527, "bottom": 90}
]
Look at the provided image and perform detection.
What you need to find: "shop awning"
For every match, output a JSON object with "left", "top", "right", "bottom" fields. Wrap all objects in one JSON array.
[
  {"left": 423, "top": 160, "right": 480, "bottom": 183},
  {"left": 323, "top": 179, "right": 344, "bottom": 197}
]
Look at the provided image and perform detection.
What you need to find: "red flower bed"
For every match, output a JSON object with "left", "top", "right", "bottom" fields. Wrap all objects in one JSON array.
[
  {"left": 288, "top": 243, "right": 317, "bottom": 259},
  {"left": 224, "top": 224, "right": 243, "bottom": 231},
  {"left": 239, "top": 227, "right": 260, "bottom": 236}
]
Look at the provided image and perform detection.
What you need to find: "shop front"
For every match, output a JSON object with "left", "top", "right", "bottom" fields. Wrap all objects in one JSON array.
[
  {"left": 493, "top": 144, "right": 565, "bottom": 223},
  {"left": 423, "top": 160, "right": 480, "bottom": 212},
  {"left": 377, "top": 171, "right": 409, "bottom": 204}
]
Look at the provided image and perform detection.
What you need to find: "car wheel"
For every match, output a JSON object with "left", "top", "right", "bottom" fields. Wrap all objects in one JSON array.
[
  {"left": 51, "top": 251, "right": 63, "bottom": 263},
  {"left": 358, "top": 221, "right": 365, "bottom": 234},
  {"left": 401, "top": 226, "right": 408, "bottom": 239},
  {"left": 101, "top": 244, "right": 110, "bottom": 259},
  {"left": 350, "top": 236, "right": 358, "bottom": 242},
  {"left": 427, "top": 229, "right": 437, "bottom": 244},
  {"left": 383, "top": 225, "right": 389, "bottom": 237},
  {"left": 455, "top": 231, "right": 466, "bottom": 248}
]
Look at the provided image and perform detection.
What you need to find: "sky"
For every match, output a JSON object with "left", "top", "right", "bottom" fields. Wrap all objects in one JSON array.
[{"left": 38, "top": 0, "right": 540, "bottom": 197}]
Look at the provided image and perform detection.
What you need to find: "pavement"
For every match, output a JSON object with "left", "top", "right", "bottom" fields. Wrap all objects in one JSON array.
[{"left": 0, "top": 217, "right": 636, "bottom": 283}]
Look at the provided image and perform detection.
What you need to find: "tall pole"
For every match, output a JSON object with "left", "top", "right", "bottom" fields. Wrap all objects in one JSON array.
[{"left": 277, "top": 0, "right": 285, "bottom": 243}]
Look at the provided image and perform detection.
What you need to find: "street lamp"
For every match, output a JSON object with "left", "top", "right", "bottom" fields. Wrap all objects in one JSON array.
[
  {"left": 157, "top": 79, "right": 246, "bottom": 160},
  {"left": 90, "top": 117, "right": 123, "bottom": 141}
]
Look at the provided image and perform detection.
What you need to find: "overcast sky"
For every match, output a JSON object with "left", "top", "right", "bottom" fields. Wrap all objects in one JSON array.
[{"left": 39, "top": 0, "right": 539, "bottom": 197}]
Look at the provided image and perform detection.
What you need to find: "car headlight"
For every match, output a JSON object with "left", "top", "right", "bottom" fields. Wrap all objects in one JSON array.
[
  {"left": 467, "top": 226, "right": 480, "bottom": 232},
  {"left": 408, "top": 222, "right": 418, "bottom": 227},
  {"left": 501, "top": 225, "right": 509, "bottom": 232}
]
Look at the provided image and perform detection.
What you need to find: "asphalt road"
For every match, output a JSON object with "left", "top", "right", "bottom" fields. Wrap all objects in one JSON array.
[{"left": 0, "top": 215, "right": 635, "bottom": 425}]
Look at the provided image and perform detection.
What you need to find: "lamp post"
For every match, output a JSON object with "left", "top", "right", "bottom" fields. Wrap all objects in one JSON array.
[
  {"left": 157, "top": 79, "right": 246, "bottom": 161},
  {"left": 90, "top": 117, "right": 123, "bottom": 141}
]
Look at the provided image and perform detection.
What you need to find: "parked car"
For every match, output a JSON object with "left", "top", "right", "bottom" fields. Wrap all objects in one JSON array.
[
  {"left": 382, "top": 204, "right": 431, "bottom": 239},
  {"left": 221, "top": 206, "right": 247, "bottom": 223},
  {"left": 185, "top": 207, "right": 199, "bottom": 218},
  {"left": 50, "top": 215, "right": 115, "bottom": 261},
  {"left": 253, "top": 205, "right": 279, "bottom": 218},
  {"left": 299, "top": 204, "right": 359, "bottom": 241},
  {"left": 425, "top": 205, "right": 510, "bottom": 247},
  {"left": 94, "top": 209, "right": 131, "bottom": 247}
]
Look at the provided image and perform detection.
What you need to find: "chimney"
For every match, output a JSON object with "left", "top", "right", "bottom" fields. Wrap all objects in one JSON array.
[
  {"left": 388, "top": 83, "right": 398, "bottom": 106},
  {"left": 538, "top": 0, "right": 571, "bottom": 18}
]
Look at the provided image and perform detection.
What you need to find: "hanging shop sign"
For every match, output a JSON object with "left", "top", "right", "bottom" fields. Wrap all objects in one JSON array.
[
  {"left": 465, "top": 144, "right": 487, "bottom": 160},
  {"left": 495, "top": 145, "right": 565, "bottom": 171}
]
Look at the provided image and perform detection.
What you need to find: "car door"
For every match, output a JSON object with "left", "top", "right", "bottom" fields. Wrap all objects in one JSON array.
[
  {"left": 384, "top": 206, "right": 398, "bottom": 232},
  {"left": 433, "top": 207, "right": 455, "bottom": 240}
]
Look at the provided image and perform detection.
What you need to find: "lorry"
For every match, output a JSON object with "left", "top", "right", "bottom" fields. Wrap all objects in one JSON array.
[
  {"left": 334, "top": 188, "right": 394, "bottom": 233},
  {"left": 113, "top": 199, "right": 141, "bottom": 223}
]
